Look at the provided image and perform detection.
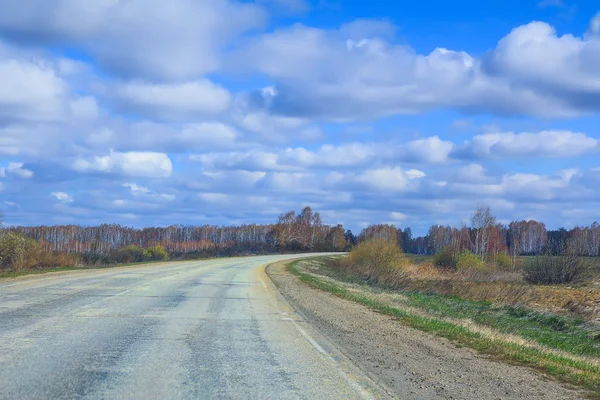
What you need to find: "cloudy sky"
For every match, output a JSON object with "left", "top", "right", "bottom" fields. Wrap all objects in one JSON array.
[{"left": 0, "top": 0, "right": 599, "bottom": 235}]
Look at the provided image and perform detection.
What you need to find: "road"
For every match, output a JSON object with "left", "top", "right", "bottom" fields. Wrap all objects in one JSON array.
[{"left": 0, "top": 255, "right": 387, "bottom": 400}]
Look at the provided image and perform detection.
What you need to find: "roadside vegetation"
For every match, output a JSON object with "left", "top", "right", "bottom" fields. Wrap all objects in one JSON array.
[
  {"left": 0, "top": 207, "right": 350, "bottom": 277},
  {"left": 284, "top": 205, "right": 600, "bottom": 393},
  {"left": 289, "top": 256, "right": 600, "bottom": 393}
]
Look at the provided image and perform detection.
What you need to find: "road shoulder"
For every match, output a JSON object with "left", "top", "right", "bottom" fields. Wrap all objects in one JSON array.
[{"left": 266, "top": 260, "right": 587, "bottom": 400}]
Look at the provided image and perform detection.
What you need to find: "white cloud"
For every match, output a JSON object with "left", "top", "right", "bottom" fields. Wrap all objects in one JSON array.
[
  {"left": 0, "top": 57, "right": 67, "bottom": 123},
  {"left": 389, "top": 211, "right": 408, "bottom": 221},
  {"left": 51, "top": 192, "right": 73, "bottom": 202},
  {"left": 236, "top": 16, "right": 600, "bottom": 120},
  {"left": 0, "top": 0, "right": 266, "bottom": 81},
  {"left": 191, "top": 137, "right": 454, "bottom": 172},
  {"left": 122, "top": 183, "right": 151, "bottom": 195},
  {"left": 355, "top": 167, "right": 411, "bottom": 192},
  {"left": 123, "top": 182, "right": 176, "bottom": 201},
  {"left": 113, "top": 80, "right": 231, "bottom": 118},
  {"left": 0, "top": 162, "right": 33, "bottom": 178},
  {"left": 73, "top": 150, "right": 173, "bottom": 178},
  {"left": 69, "top": 96, "right": 99, "bottom": 120},
  {"left": 456, "top": 130, "right": 599, "bottom": 159},
  {"left": 483, "top": 21, "right": 600, "bottom": 109},
  {"left": 406, "top": 169, "right": 426, "bottom": 180},
  {"left": 590, "top": 13, "right": 600, "bottom": 36}
]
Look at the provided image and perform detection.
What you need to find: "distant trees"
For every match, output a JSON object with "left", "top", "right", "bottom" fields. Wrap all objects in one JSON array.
[
  {"left": 358, "top": 224, "right": 398, "bottom": 243},
  {"left": 470, "top": 205, "right": 496, "bottom": 260},
  {"left": 4, "top": 205, "right": 600, "bottom": 271}
]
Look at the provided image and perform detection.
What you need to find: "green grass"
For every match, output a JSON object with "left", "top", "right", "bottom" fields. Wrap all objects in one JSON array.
[
  {"left": 0, "top": 266, "right": 83, "bottom": 279},
  {"left": 0, "top": 259, "right": 173, "bottom": 279},
  {"left": 398, "top": 291, "right": 600, "bottom": 358},
  {"left": 287, "top": 259, "right": 600, "bottom": 393}
]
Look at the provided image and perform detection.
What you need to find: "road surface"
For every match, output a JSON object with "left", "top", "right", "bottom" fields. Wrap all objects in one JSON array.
[{"left": 0, "top": 255, "right": 387, "bottom": 400}]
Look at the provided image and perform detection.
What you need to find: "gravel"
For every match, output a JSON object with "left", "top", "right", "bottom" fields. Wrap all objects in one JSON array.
[{"left": 267, "top": 261, "right": 588, "bottom": 400}]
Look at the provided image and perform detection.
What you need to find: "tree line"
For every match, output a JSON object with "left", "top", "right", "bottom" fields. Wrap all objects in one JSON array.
[
  {"left": 3, "top": 207, "right": 349, "bottom": 260},
  {"left": 358, "top": 208, "right": 600, "bottom": 265},
  {"left": 2, "top": 205, "right": 599, "bottom": 271}
]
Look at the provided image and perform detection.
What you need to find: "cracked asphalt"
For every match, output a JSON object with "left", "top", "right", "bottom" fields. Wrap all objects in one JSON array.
[{"left": 0, "top": 254, "right": 386, "bottom": 400}]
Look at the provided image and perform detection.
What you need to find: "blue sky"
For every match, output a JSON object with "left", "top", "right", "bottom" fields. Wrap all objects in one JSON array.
[{"left": 0, "top": 0, "right": 599, "bottom": 235}]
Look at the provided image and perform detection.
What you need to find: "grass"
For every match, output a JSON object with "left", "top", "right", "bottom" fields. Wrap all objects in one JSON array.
[
  {"left": 0, "top": 266, "right": 83, "bottom": 279},
  {"left": 0, "top": 258, "right": 194, "bottom": 279},
  {"left": 287, "top": 258, "right": 600, "bottom": 394}
]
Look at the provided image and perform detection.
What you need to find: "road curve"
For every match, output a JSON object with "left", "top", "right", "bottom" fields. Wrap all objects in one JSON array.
[{"left": 0, "top": 255, "right": 388, "bottom": 400}]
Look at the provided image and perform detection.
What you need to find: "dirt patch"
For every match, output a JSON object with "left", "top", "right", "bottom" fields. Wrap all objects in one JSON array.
[{"left": 267, "top": 261, "right": 588, "bottom": 400}]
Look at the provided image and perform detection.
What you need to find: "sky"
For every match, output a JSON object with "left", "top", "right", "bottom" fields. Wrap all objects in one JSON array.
[{"left": 0, "top": 0, "right": 600, "bottom": 235}]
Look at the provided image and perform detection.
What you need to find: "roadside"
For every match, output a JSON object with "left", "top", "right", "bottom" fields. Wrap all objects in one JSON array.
[{"left": 267, "top": 259, "right": 590, "bottom": 399}]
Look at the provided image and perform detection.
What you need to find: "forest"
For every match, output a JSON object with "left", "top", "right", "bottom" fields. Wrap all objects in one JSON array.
[{"left": 1, "top": 206, "right": 599, "bottom": 272}]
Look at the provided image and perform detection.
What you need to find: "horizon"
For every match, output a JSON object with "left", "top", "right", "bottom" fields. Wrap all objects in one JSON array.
[{"left": 1, "top": 0, "right": 600, "bottom": 236}]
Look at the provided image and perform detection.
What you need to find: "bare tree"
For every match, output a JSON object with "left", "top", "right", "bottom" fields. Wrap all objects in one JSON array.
[{"left": 470, "top": 205, "right": 496, "bottom": 260}]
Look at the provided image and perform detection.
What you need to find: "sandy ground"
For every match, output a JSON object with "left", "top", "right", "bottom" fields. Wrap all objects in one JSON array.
[{"left": 267, "top": 261, "right": 588, "bottom": 400}]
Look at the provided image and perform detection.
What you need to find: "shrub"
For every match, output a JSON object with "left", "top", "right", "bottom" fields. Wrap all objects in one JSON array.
[
  {"left": 146, "top": 245, "right": 168, "bottom": 261},
  {"left": 0, "top": 232, "right": 40, "bottom": 271},
  {"left": 495, "top": 253, "right": 511, "bottom": 269},
  {"left": 111, "top": 245, "right": 149, "bottom": 264},
  {"left": 455, "top": 250, "right": 486, "bottom": 272},
  {"left": 524, "top": 253, "right": 584, "bottom": 284},
  {"left": 433, "top": 247, "right": 456, "bottom": 269},
  {"left": 36, "top": 251, "right": 80, "bottom": 269},
  {"left": 345, "top": 239, "right": 410, "bottom": 281}
]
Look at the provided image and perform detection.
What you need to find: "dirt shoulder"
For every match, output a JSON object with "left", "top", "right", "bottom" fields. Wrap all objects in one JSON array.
[{"left": 266, "top": 260, "right": 587, "bottom": 400}]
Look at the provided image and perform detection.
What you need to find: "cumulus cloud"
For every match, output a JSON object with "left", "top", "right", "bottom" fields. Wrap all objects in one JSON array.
[
  {"left": 73, "top": 151, "right": 173, "bottom": 178},
  {"left": 112, "top": 80, "right": 231, "bottom": 119},
  {"left": 0, "top": 0, "right": 266, "bottom": 81},
  {"left": 355, "top": 167, "right": 422, "bottom": 192},
  {"left": 51, "top": 192, "right": 73, "bottom": 202},
  {"left": 0, "top": 56, "right": 67, "bottom": 123},
  {"left": 122, "top": 182, "right": 175, "bottom": 201},
  {"left": 482, "top": 22, "right": 600, "bottom": 108},
  {"left": 454, "top": 130, "right": 599, "bottom": 159},
  {"left": 0, "top": 162, "right": 33, "bottom": 178},
  {"left": 192, "top": 136, "right": 454, "bottom": 171},
  {"left": 237, "top": 17, "right": 600, "bottom": 120}
]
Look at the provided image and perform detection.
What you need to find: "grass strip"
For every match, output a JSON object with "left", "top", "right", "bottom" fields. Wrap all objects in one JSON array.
[{"left": 287, "top": 260, "right": 600, "bottom": 393}]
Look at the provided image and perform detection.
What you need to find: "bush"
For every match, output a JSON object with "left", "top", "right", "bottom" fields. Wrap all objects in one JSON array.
[
  {"left": 456, "top": 251, "right": 486, "bottom": 271},
  {"left": 111, "top": 245, "right": 149, "bottom": 264},
  {"left": 433, "top": 247, "right": 456, "bottom": 269},
  {"left": 0, "top": 232, "right": 40, "bottom": 271},
  {"left": 524, "top": 253, "right": 584, "bottom": 284},
  {"left": 146, "top": 245, "right": 168, "bottom": 261},
  {"left": 345, "top": 239, "right": 409, "bottom": 281},
  {"left": 36, "top": 251, "right": 80, "bottom": 269},
  {"left": 495, "top": 253, "right": 511, "bottom": 269}
]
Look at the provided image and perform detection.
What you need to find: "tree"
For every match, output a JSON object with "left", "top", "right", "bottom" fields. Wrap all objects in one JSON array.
[{"left": 470, "top": 205, "right": 496, "bottom": 260}]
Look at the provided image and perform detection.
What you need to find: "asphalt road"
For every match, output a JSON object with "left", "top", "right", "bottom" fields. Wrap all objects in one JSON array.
[{"left": 0, "top": 255, "right": 387, "bottom": 400}]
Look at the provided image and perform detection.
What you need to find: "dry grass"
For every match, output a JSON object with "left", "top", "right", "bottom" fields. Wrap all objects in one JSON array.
[
  {"left": 336, "top": 253, "right": 600, "bottom": 321},
  {"left": 289, "top": 258, "right": 600, "bottom": 393}
]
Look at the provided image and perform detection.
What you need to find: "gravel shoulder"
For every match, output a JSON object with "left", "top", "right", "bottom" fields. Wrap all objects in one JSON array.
[{"left": 266, "top": 260, "right": 588, "bottom": 400}]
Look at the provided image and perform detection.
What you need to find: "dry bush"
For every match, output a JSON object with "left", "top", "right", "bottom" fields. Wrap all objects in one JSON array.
[
  {"left": 524, "top": 253, "right": 585, "bottom": 284},
  {"left": 0, "top": 232, "right": 39, "bottom": 271},
  {"left": 433, "top": 247, "right": 456, "bottom": 269},
  {"left": 36, "top": 251, "right": 80, "bottom": 269},
  {"left": 495, "top": 253, "right": 511, "bottom": 269},
  {"left": 0, "top": 232, "right": 81, "bottom": 271},
  {"left": 405, "top": 262, "right": 443, "bottom": 279},
  {"left": 342, "top": 239, "right": 410, "bottom": 284}
]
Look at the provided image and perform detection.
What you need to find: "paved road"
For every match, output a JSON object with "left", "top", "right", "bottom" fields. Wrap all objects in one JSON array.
[{"left": 0, "top": 255, "right": 387, "bottom": 400}]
